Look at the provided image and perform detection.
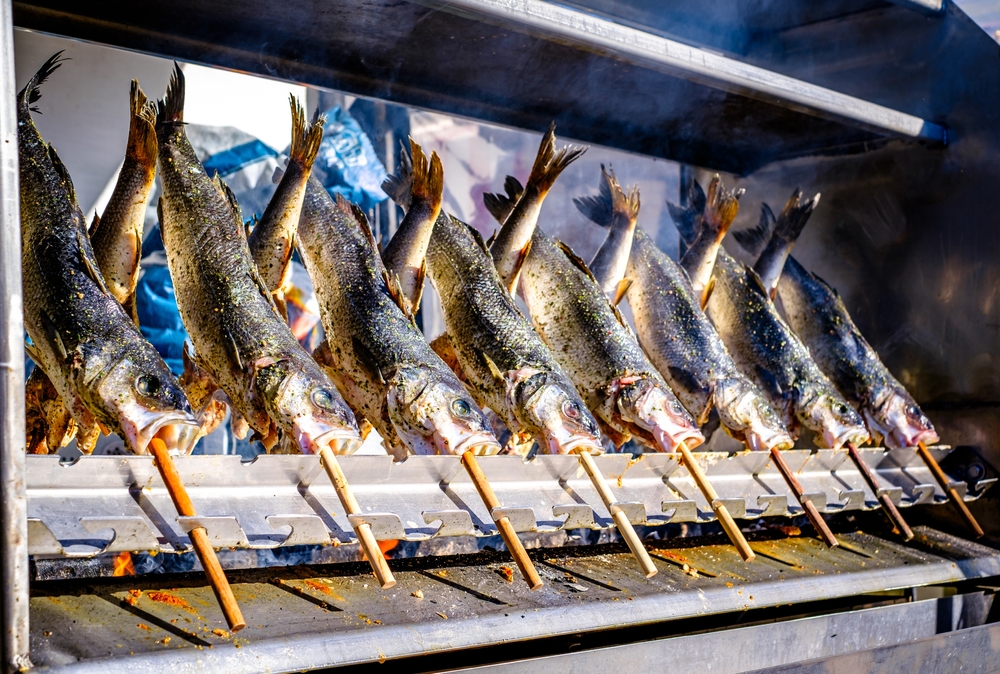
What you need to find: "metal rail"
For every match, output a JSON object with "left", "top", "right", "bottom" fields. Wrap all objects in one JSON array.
[
  {"left": 430, "top": 0, "right": 947, "bottom": 144},
  {"left": 0, "top": 0, "right": 30, "bottom": 670}
]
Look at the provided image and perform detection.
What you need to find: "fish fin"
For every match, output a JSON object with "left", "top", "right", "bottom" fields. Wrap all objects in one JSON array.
[
  {"left": 610, "top": 301, "right": 633, "bottom": 335},
  {"left": 703, "top": 174, "right": 743, "bottom": 240},
  {"left": 46, "top": 145, "right": 79, "bottom": 207},
  {"left": 505, "top": 238, "right": 532, "bottom": 295},
  {"left": 382, "top": 268, "right": 414, "bottom": 320},
  {"left": 337, "top": 195, "right": 380, "bottom": 256},
  {"left": 460, "top": 217, "right": 492, "bottom": 258},
  {"left": 351, "top": 336, "right": 385, "bottom": 386},
  {"left": 156, "top": 63, "right": 185, "bottom": 126},
  {"left": 667, "top": 179, "right": 707, "bottom": 247},
  {"left": 732, "top": 204, "right": 776, "bottom": 257},
  {"left": 430, "top": 333, "right": 468, "bottom": 383},
  {"left": 24, "top": 339, "right": 44, "bottom": 366},
  {"left": 480, "top": 350, "right": 504, "bottom": 383},
  {"left": 88, "top": 212, "right": 100, "bottom": 237},
  {"left": 212, "top": 173, "right": 243, "bottom": 225},
  {"left": 556, "top": 239, "right": 600, "bottom": 286},
  {"left": 123, "top": 294, "right": 140, "bottom": 328},
  {"left": 811, "top": 271, "right": 841, "bottom": 299},
  {"left": 17, "top": 52, "right": 68, "bottom": 114},
  {"left": 699, "top": 275, "right": 715, "bottom": 309},
  {"left": 485, "top": 230, "right": 496, "bottom": 248},
  {"left": 483, "top": 176, "right": 526, "bottom": 225},
  {"left": 745, "top": 266, "right": 770, "bottom": 298},
  {"left": 612, "top": 277, "right": 632, "bottom": 306},
  {"left": 288, "top": 94, "right": 326, "bottom": 171},
  {"left": 526, "top": 122, "right": 586, "bottom": 196},
  {"left": 37, "top": 310, "right": 68, "bottom": 362},
  {"left": 773, "top": 189, "right": 820, "bottom": 246},
  {"left": 412, "top": 259, "right": 426, "bottom": 313},
  {"left": 382, "top": 138, "right": 415, "bottom": 210},
  {"left": 127, "top": 79, "right": 158, "bottom": 164},
  {"left": 77, "top": 230, "right": 110, "bottom": 296},
  {"left": 222, "top": 325, "right": 244, "bottom": 373},
  {"left": 408, "top": 140, "right": 444, "bottom": 216},
  {"left": 574, "top": 164, "right": 640, "bottom": 229},
  {"left": 245, "top": 214, "right": 256, "bottom": 241}
]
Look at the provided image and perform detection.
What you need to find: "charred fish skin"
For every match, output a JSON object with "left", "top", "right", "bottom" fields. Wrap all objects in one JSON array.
[
  {"left": 248, "top": 97, "right": 325, "bottom": 312},
  {"left": 575, "top": 165, "right": 639, "bottom": 298},
  {"left": 426, "top": 212, "right": 604, "bottom": 455},
  {"left": 90, "top": 80, "right": 158, "bottom": 322},
  {"left": 485, "top": 181, "right": 702, "bottom": 451},
  {"left": 380, "top": 139, "right": 444, "bottom": 315},
  {"left": 155, "top": 65, "right": 359, "bottom": 454},
  {"left": 777, "top": 257, "right": 938, "bottom": 448},
  {"left": 19, "top": 54, "right": 195, "bottom": 454},
  {"left": 298, "top": 177, "right": 500, "bottom": 457}
]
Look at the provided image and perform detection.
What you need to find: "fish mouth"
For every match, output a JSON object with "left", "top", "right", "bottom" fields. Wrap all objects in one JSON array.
[
  {"left": 653, "top": 426, "right": 705, "bottom": 452},
  {"left": 543, "top": 429, "right": 603, "bottom": 455},
  {"left": 124, "top": 409, "right": 199, "bottom": 455},
  {"left": 745, "top": 426, "right": 794, "bottom": 452},
  {"left": 621, "top": 380, "right": 705, "bottom": 452},
  {"left": 433, "top": 430, "right": 501, "bottom": 456},
  {"left": 887, "top": 427, "right": 939, "bottom": 450},
  {"left": 820, "top": 425, "right": 871, "bottom": 451},
  {"left": 292, "top": 419, "right": 362, "bottom": 455}
]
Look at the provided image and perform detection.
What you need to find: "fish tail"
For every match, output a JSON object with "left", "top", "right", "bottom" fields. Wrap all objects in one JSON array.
[
  {"left": 408, "top": 139, "right": 444, "bottom": 215},
  {"left": 574, "top": 164, "right": 640, "bottom": 228},
  {"left": 288, "top": 95, "right": 326, "bottom": 170},
  {"left": 382, "top": 138, "right": 414, "bottom": 209},
  {"left": 156, "top": 63, "right": 185, "bottom": 126},
  {"left": 483, "top": 175, "right": 525, "bottom": 224},
  {"left": 731, "top": 204, "right": 773, "bottom": 257},
  {"left": 774, "top": 188, "right": 820, "bottom": 244},
  {"left": 126, "top": 80, "right": 157, "bottom": 163},
  {"left": 667, "top": 178, "right": 707, "bottom": 247},
  {"left": 17, "top": 51, "right": 68, "bottom": 115},
  {"left": 704, "top": 174, "right": 744, "bottom": 240},
  {"left": 526, "top": 122, "right": 586, "bottom": 195}
]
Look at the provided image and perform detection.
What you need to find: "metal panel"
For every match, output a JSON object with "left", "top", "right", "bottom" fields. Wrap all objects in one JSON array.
[{"left": 0, "top": 0, "right": 30, "bottom": 670}]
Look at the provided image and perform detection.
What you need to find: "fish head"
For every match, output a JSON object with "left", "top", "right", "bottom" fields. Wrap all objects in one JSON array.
[
  {"left": 714, "top": 378, "right": 794, "bottom": 451},
  {"left": 866, "top": 388, "right": 939, "bottom": 449},
  {"left": 508, "top": 370, "right": 603, "bottom": 454},
  {"left": 799, "top": 389, "right": 870, "bottom": 450},
  {"left": 261, "top": 364, "right": 362, "bottom": 455},
  {"left": 388, "top": 366, "right": 500, "bottom": 455},
  {"left": 615, "top": 377, "right": 704, "bottom": 451},
  {"left": 97, "top": 355, "right": 198, "bottom": 455}
]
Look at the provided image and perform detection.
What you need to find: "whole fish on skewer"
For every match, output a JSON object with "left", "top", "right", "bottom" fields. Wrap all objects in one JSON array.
[
  {"left": 484, "top": 177, "right": 703, "bottom": 452},
  {"left": 18, "top": 54, "right": 197, "bottom": 454},
  {"left": 300, "top": 178, "right": 499, "bottom": 458},
  {"left": 155, "top": 65, "right": 360, "bottom": 455},
  {"left": 382, "top": 146, "right": 603, "bottom": 456},
  {"left": 733, "top": 192, "right": 938, "bottom": 448},
  {"left": 671, "top": 179, "right": 869, "bottom": 450},
  {"left": 576, "top": 168, "right": 792, "bottom": 452}
]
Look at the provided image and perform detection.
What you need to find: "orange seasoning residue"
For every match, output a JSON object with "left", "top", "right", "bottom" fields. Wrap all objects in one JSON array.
[
  {"left": 304, "top": 580, "right": 333, "bottom": 595},
  {"left": 125, "top": 589, "right": 143, "bottom": 606},
  {"left": 146, "top": 591, "right": 197, "bottom": 614}
]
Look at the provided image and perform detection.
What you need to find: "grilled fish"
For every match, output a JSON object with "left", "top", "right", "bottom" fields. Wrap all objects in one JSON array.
[
  {"left": 19, "top": 54, "right": 196, "bottom": 454},
  {"left": 380, "top": 139, "right": 443, "bottom": 314},
  {"left": 298, "top": 177, "right": 500, "bottom": 458},
  {"left": 671, "top": 180, "right": 868, "bottom": 449},
  {"left": 485, "top": 181, "right": 703, "bottom": 452},
  {"left": 487, "top": 124, "right": 586, "bottom": 291},
  {"left": 737, "top": 189, "right": 819, "bottom": 298},
  {"left": 248, "top": 96, "right": 324, "bottom": 318},
  {"left": 577, "top": 165, "right": 639, "bottom": 299},
  {"left": 577, "top": 171, "right": 792, "bottom": 452},
  {"left": 155, "top": 65, "right": 360, "bottom": 455},
  {"left": 733, "top": 198, "right": 938, "bottom": 448}
]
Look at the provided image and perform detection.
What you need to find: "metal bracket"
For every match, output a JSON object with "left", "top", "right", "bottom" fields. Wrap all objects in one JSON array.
[
  {"left": 909, "top": 484, "right": 937, "bottom": 505},
  {"left": 266, "top": 515, "right": 331, "bottom": 546},
  {"left": 876, "top": 487, "right": 904, "bottom": 506},
  {"left": 552, "top": 504, "right": 597, "bottom": 530},
  {"left": 712, "top": 498, "right": 747, "bottom": 519},
  {"left": 27, "top": 519, "right": 63, "bottom": 556},
  {"left": 177, "top": 516, "right": 249, "bottom": 548},
  {"left": 347, "top": 513, "right": 407, "bottom": 541},
  {"left": 799, "top": 492, "right": 828, "bottom": 512},
  {"left": 661, "top": 500, "right": 699, "bottom": 523},
  {"left": 947, "top": 482, "right": 969, "bottom": 500},
  {"left": 757, "top": 494, "right": 789, "bottom": 517},
  {"left": 422, "top": 510, "right": 476, "bottom": 537},
  {"left": 80, "top": 517, "right": 160, "bottom": 553},
  {"left": 836, "top": 490, "right": 866, "bottom": 511},
  {"left": 609, "top": 502, "right": 647, "bottom": 525},
  {"left": 491, "top": 507, "right": 537, "bottom": 532},
  {"left": 974, "top": 477, "right": 998, "bottom": 496}
]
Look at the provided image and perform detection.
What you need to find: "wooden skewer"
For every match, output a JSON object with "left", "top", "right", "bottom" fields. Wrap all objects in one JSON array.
[
  {"left": 769, "top": 448, "right": 839, "bottom": 548},
  {"left": 676, "top": 443, "right": 755, "bottom": 562},
  {"left": 576, "top": 450, "right": 658, "bottom": 578},
  {"left": 148, "top": 438, "right": 246, "bottom": 633},
  {"left": 319, "top": 446, "right": 397, "bottom": 589},
  {"left": 461, "top": 451, "right": 544, "bottom": 590},
  {"left": 917, "top": 441, "right": 984, "bottom": 538},
  {"left": 846, "top": 442, "right": 913, "bottom": 541}
]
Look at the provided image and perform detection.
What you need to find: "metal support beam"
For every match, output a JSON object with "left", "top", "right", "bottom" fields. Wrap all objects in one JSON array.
[{"left": 0, "top": 1, "right": 29, "bottom": 671}]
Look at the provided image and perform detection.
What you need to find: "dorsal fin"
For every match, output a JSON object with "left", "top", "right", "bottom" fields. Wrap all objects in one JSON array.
[
  {"left": 556, "top": 239, "right": 600, "bottom": 285},
  {"left": 700, "top": 276, "right": 715, "bottom": 310},
  {"left": 745, "top": 266, "right": 770, "bottom": 298},
  {"left": 612, "top": 277, "right": 632, "bottom": 306},
  {"left": 212, "top": 173, "right": 242, "bottom": 224},
  {"left": 811, "top": 271, "right": 841, "bottom": 299},
  {"left": 732, "top": 203, "right": 776, "bottom": 257},
  {"left": 411, "top": 259, "right": 426, "bottom": 314},
  {"left": 506, "top": 238, "right": 532, "bottom": 295},
  {"left": 381, "top": 138, "right": 415, "bottom": 210},
  {"left": 88, "top": 212, "right": 100, "bottom": 237},
  {"left": 483, "top": 175, "right": 526, "bottom": 225},
  {"left": 459, "top": 217, "right": 491, "bottom": 257},
  {"left": 382, "top": 268, "right": 415, "bottom": 323},
  {"left": 47, "top": 145, "right": 78, "bottom": 207},
  {"left": 77, "top": 230, "right": 109, "bottom": 296}
]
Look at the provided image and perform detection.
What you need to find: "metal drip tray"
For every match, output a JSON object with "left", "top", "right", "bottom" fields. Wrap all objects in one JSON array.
[{"left": 27, "top": 526, "right": 1000, "bottom": 672}]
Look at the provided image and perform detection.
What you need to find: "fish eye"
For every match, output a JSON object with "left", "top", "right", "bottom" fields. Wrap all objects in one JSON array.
[
  {"left": 834, "top": 403, "right": 848, "bottom": 416},
  {"left": 451, "top": 399, "right": 472, "bottom": 417},
  {"left": 312, "top": 388, "right": 337, "bottom": 411},
  {"left": 562, "top": 401, "right": 581, "bottom": 419},
  {"left": 906, "top": 405, "right": 920, "bottom": 417},
  {"left": 136, "top": 374, "right": 159, "bottom": 396},
  {"left": 669, "top": 401, "right": 684, "bottom": 415}
]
